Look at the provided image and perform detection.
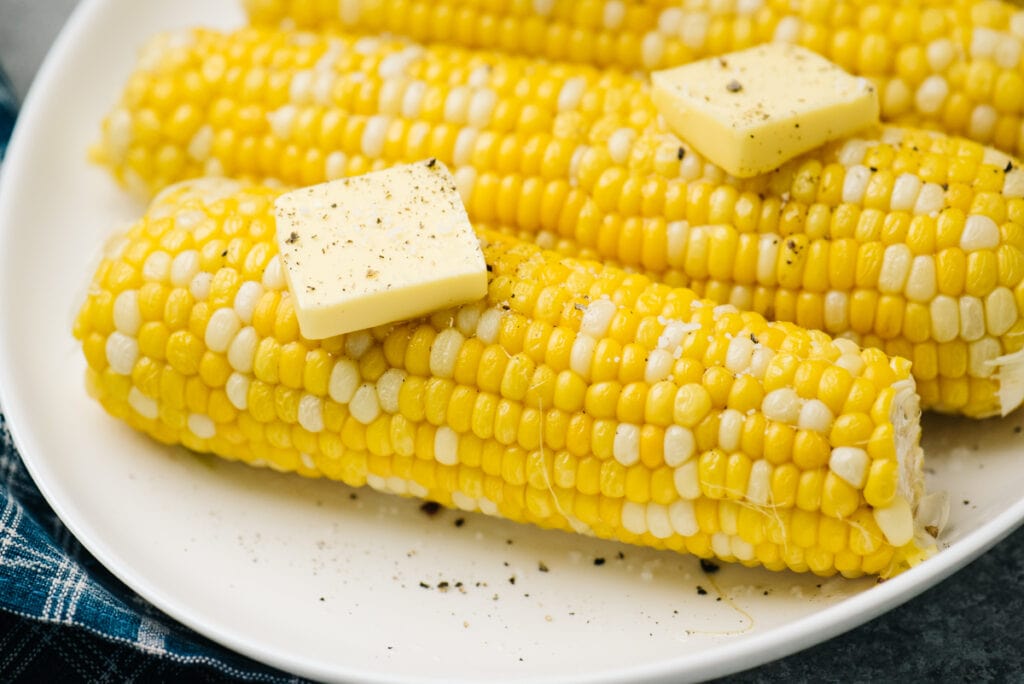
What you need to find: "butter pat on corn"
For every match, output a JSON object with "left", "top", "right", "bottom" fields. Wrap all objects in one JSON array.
[
  {"left": 275, "top": 160, "right": 487, "bottom": 338},
  {"left": 651, "top": 44, "right": 879, "bottom": 178}
]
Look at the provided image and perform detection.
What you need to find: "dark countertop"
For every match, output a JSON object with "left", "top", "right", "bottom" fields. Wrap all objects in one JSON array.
[{"left": 2, "top": 2, "right": 1024, "bottom": 681}]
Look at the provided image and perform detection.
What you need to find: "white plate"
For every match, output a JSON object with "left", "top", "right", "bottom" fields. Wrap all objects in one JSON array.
[{"left": 2, "top": 1, "right": 1024, "bottom": 681}]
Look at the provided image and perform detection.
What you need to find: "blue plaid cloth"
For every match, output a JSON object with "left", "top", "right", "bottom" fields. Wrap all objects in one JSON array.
[{"left": 0, "top": 415, "right": 301, "bottom": 682}]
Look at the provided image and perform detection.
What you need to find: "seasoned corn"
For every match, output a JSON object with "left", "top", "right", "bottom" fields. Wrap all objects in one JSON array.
[
  {"left": 245, "top": 0, "right": 1024, "bottom": 157},
  {"left": 74, "top": 178, "right": 932, "bottom": 578},
  {"left": 93, "top": 27, "right": 1024, "bottom": 418}
]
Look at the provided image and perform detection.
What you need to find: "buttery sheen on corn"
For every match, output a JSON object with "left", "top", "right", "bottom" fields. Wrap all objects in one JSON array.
[
  {"left": 244, "top": 0, "right": 1024, "bottom": 158},
  {"left": 93, "top": 27, "right": 1024, "bottom": 418},
  {"left": 74, "top": 178, "right": 932, "bottom": 578}
]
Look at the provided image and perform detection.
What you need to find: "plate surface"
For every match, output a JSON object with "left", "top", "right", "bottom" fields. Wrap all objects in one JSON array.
[{"left": 2, "top": 1, "right": 1024, "bottom": 681}]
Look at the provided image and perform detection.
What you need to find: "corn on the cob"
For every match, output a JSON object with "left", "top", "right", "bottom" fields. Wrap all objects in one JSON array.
[
  {"left": 73, "top": 177, "right": 931, "bottom": 578},
  {"left": 93, "top": 27, "right": 1024, "bottom": 418},
  {"left": 244, "top": 0, "right": 1024, "bottom": 157}
]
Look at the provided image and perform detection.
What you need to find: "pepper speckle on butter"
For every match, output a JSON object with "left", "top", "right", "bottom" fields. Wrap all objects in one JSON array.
[
  {"left": 651, "top": 43, "right": 879, "bottom": 178},
  {"left": 274, "top": 160, "right": 487, "bottom": 339}
]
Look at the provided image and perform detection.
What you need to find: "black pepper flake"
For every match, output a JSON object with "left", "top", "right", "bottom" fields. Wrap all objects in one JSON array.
[
  {"left": 593, "top": 557, "right": 606, "bottom": 566},
  {"left": 868, "top": 166, "right": 878, "bottom": 172},
  {"left": 427, "top": 157, "right": 437, "bottom": 168},
  {"left": 286, "top": 231, "right": 299, "bottom": 244},
  {"left": 419, "top": 501, "right": 441, "bottom": 516},
  {"left": 726, "top": 79, "right": 743, "bottom": 93},
  {"left": 220, "top": 250, "right": 228, "bottom": 257},
  {"left": 699, "top": 559, "right": 720, "bottom": 574},
  {"left": 419, "top": 581, "right": 431, "bottom": 589},
  {"left": 508, "top": 576, "right": 516, "bottom": 585},
  {"left": 438, "top": 581, "right": 450, "bottom": 591},
  {"left": 677, "top": 147, "right": 686, "bottom": 160},
  {"left": 617, "top": 551, "right": 624, "bottom": 560},
  {"left": 538, "top": 562, "right": 549, "bottom": 572},
  {"left": 1006, "top": 161, "right": 1014, "bottom": 173},
  {"left": 696, "top": 586, "right": 708, "bottom": 595},
  {"left": 454, "top": 517, "right": 465, "bottom": 527},
  {"left": 717, "top": 57, "right": 728, "bottom": 67},
  {"left": 941, "top": 183, "right": 949, "bottom": 191},
  {"left": 750, "top": 333, "right": 759, "bottom": 344},
  {"left": 366, "top": 268, "right": 379, "bottom": 278},
  {"left": 486, "top": 264, "right": 493, "bottom": 272}
]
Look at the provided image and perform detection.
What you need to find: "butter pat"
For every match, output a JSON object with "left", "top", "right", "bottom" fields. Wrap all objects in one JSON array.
[
  {"left": 651, "top": 43, "right": 879, "bottom": 178},
  {"left": 275, "top": 160, "right": 487, "bottom": 339}
]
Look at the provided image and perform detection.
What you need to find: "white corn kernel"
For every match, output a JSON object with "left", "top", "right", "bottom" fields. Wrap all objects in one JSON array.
[
  {"left": 668, "top": 500, "right": 699, "bottom": 536},
  {"left": 127, "top": 387, "right": 158, "bottom": 420},
  {"left": 873, "top": 495, "right": 914, "bottom": 546},
  {"left": 836, "top": 138, "right": 867, "bottom": 166},
  {"left": 968, "top": 105, "right": 998, "bottom": 142},
  {"left": 613, "top": 423, "right": 641, "bottom": 466},
  {"left": 429, "top": 328, "right": 465, "bottom": 379},
  {"left": 762, "top": 387, "right": 801, "bottom": 423},
  {"left": 725, "top": 334, "right": 755, "bottom": 374},
  {"left": 451, "top": 491, "right": 477, "bottom": 511},
  {"left": 190, "top": 272, "right": 213, "bottom": 301},
  {"left": 748, "top": 346, "right": 775, "bottom": 379},
  {"left": 570, "top": 335, "right": 597, "bottom": 379},
  {"left": 349, "top": 382, "right": 381, "bottom": 424},
  {"left": 994, "top": 36, "right": 1022, "bottom": 69},
  {"left": 926, "top": 38, "right": 955, "bottom": 71},
  {"left": 105, "top": 332, "right": 138, "bottom": 375},
  {"left": 297, "top": 394, "right": 325, "bottom": 433},
  {"left": 772, "top": 15, "right": 799, "bottom": 43},
  {"left": 113, "top": 290, "right": 141, "bottom": 336},
  {"left": 467, "top": 89, "right": 497, "bottom": 128},
  {"left": 731, "top": 537, "right": 755, "bottom": 562},
  {"left": 187, "top": 413, "right": 216, "bottom": 440},
  {"left": 904, "top": 255, "right": 937, "bottom": 303},
  {"left": 376, "top": 368, "right": 406, "bottom": 414},
  {"left": 985, "top": 287, "right": 1017, "bottom": 337},
  {"left": 913, "top": 183, "right": 945, "bottom": 215},
  {"left": 930, "top": 295, "right": 960, "bottom": 343},
  {"left": 581, "top": 298, "right": 617, "bottom": 337},
  {"left": 889, "top": 173, "right": 922, "bottom": 211},
  {"left": 205, "top": 308, "right": 242, "bottom": 353},
  {"left": 261, "top": 255, "right": 285, "bottom": 291},
  {"left": 823, "top": 290, "right": 850, "bottom": 332},
  {"left": 841, "top": 165, "right": 871, "bottom": 204},
  {"left": 325, "top": 151, "right": 347, "bottom": 180},
  {"left": 227, "top": 326, "right": 258, "bottom": 373},
  {"left": 961, "top": 214, "right": 1000, "bottom": 251},
  {"left": 443, "top": 85, "right": 471, "bottom": 125},
  {"left": 400, "top": 80, "right": 427, "bottom": 119},
  {"left": 328, "top": 358, "right": 360, "bottom": 403},
  {"left": 171, "top": 248, "right": 200, "bottom": 286},
  {"left": 835, "top": 352, "right": 865, "bottom": 376},
  {"left": 878, "top": 244, "right": 912, "bottom": 293},
  {"left": 746, "top": 459, "right": 771, "bottom": 506},
  {"left": 607, "top": 127, "right": 636, "bottom": 165},
  {"left": 233, "top": 281, "right": 263, "bottom": 325},
  {"left": 226, "top": 372, "right": 249, "bottom": 410},
  {"left": 621, "top": 501, "right": 648, "bottom": 535},
  {"left": 718, "top": 409, "right": 744, "bottom": 452},
  {"left": 646, "top": 502, "right": 673, "bottom": 539},
  {"left": 798, "top": 399, "right": 834, "bottom": 433},
  {"left": 344, "top": 330, "right": 373, "bottom": 359},
  {"left": 360, "top": 115, "right": 388, "bottom": 157},
  {"left": 644, "top": 349, "right": 674, "bottom": 383},
  {"left": 969, "top": 337, "right": 1001, "bottom": 378},
  {"left": 665, "top": 221, "right": 689, "bottom": 267},
  {"left": 475, "top": 307, "right": 503, "bottom": 344},
  {"left": 970, "top": 27, "right": 999, "bottom": 59},
  {"left": 673, "top": 459, "right": 701, "bottom": 499},
  {"left": 657, "top": 320, "right": 697, "bottom": 351},
  {"left": 434, "top": 426, "right": 459, "bottom": 466},
  {"left": 556, "top": 77, "right": 586, "bottom": 112},
  {"left": 142, "top": 251, "right": 172, "bottom": 283},
  {"left": 959, "top": 296, "right": 986, "bottom": 341},
  {"left": 829, "top": 446, "right": 869, "bottom": 488},
  {"left": 664, "top": 425, "right": 696, "bottom": 467},
  {"left": 915, "top": 76, "right": 949, "bottom": 115},
  {"left": 711, "top": 532, "right": 733, "bottom": 559}
]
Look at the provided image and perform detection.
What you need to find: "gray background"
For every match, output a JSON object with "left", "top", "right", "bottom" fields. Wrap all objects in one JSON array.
[{"left": 1, "top": 1, "right": 1023, "bottom": 681}]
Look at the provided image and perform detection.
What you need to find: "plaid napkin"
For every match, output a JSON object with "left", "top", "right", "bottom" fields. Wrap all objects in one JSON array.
[
  {"left": 0, "top": 69, "right": 298, "bottom": 682},
  {"left": 0, "top": 422, "right": 303, "bottom": 681}
]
